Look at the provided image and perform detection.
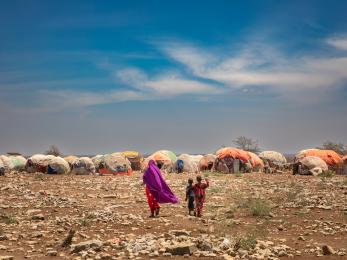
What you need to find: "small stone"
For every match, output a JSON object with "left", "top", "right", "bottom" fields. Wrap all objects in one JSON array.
[
  {"left": 0, "top": 256, "right": 14, "bottom": 260},
  {"left": 47, "top": 250, "right": 58, "bottom": 256},
  {"left": 322, "top": 245, "right": 335, "bottom": 255},
  {"left": 31, "top": 214, "right": 45, "bottom": 221}
]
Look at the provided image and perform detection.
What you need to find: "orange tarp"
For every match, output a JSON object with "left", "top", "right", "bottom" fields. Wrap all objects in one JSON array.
[
  {"left": 247, "top": 152, "right": 264, "bottom": 168},
  {"left": 216, "top": 147, "right": 251, "bottom": 163},
  {"left": 300, "top": 149, "right": 342, "bottom": 166}
]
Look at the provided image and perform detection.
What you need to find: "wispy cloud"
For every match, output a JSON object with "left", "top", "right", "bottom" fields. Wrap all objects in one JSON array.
[
  {"left": 154, "top": 36, "right": 347, "bottom": 104},
  {"left": 327, "top": 36, "right": 347, "bottom": 50}
]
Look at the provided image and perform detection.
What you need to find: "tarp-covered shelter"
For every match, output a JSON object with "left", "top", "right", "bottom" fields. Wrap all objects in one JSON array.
[
  {"left": 64, "top": 155, "right": 78, "bottom": 166},
  {"left": 121, "top": 151, "right": 143, "bottom": 171},
  {"left": 99, "top": 153, "right": 132, "bottom": 175},
  {"left": 294, "top": 156, "right": 328, "bottom": 176},
  {"left": 259, "top": 151, "right": 287, "bottom": 164},
  {"left": 247, "top": 152, "right": 264, "bottom": 171},
  {"left": 215, "top": 147, "right": 251, "bottom": 173},
  {"left": 8, "top": 155, "right": 27, "bottom": 171},
  {"left": 26, "top": 154, "right": 55, "bottom": 173},
  {"left": 198, "top": 154, "right": 216, "bottom": 172},
  {"left": 295, "top": 149, "right": 342, "bottom": 166},
  {"left": 91, "top": 154, "right": 105, "bottom": 171},
  {"left": 175, "top": 154, "right": 201, "bottom": 173},
  {"left": 0, "top": 155, "right": 14, "bottom": 173},
  {"left": 342, "top": 155, "right": 347, "bottom": 175},
  {"left": 71, "top": 157, "right": 96, "bottom": 175},
  {"left": 47, "top": 156, "right": 70, "bottom": 174},
  {"left": 143, "top": 150, "right": 177, "bottom": 172}
]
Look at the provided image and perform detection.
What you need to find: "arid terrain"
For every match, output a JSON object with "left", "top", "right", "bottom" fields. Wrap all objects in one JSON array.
[{"left": 0, "top": 172, "right": 346, "bottom": 260}]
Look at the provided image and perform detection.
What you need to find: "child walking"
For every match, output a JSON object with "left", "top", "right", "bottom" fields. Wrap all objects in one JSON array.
[
  {"left": 185, "top": 178, "right": 195, "bottom": 216},
  {"left": 193, "top": 176, "right": 209, "bottom": 217}
]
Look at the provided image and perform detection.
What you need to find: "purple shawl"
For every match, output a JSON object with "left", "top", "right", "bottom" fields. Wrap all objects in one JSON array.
[{"left": 143, "top": 160, "right": 179, "bottom": 204}]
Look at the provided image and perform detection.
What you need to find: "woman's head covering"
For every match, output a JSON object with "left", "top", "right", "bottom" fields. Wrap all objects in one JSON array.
[{"left": 143, "top": 160, "right": 179, "bottom": 204}]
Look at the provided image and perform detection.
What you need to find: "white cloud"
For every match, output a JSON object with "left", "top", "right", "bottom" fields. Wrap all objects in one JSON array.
[
  {"left": 116, "top": 68, "right": 221, "bottom": 96},
  {"left": 159, "top": 38, "right": 347, "bottom": 96},
  {"left": 327, "top": 36, "right": 347, "bottom": 50}
]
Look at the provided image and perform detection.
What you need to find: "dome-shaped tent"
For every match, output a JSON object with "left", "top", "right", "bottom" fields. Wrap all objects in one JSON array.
[
  {"left": 64, "top": 155, "right": 78, "bottom": 166},
  {"left": 91, "top": 154, "right": 105, "bottom": 171},
  {"left": 0, "top": 155, "right": 14, "bottom": 174},
  {"left": 8, "top": 155, "right": 27, "bottom": 171},
  {"left": 215, "top": 147, "right": 252, "bottom": 173},
  {"left": 199, "top": 154, "right": 216, "bottom": 172},
  {"left": 26, "top": 154, "right": 55, "bottom": 173},
  {"left": 295, "top": 149, "right": 342, "bottom": 166},
  {"left": 99, "top": 153, "right": 132, "bottom": 175},
  {"left": 47, "top": 156, "right": 70, "bottom": 174},
  {"left": 259, "top": 151, "right": 287, "bottom": 164},
  {"left": 295, "top": 156, "right": 328, "bottom": 176},
  {"left": 71, "top": 157, "right": 96, "bottom": 175},
  {"left": 121, "top": 151, "right": 143, "bottom": 171},
  {"left": 175, "top": 154, "right": 200, "bottom": 173},
  {"left": 247, "top": 152, "right": 264, "bottom": 171},
  {"left": 143, "top": 150, "right": 177, "bottom": 172}
]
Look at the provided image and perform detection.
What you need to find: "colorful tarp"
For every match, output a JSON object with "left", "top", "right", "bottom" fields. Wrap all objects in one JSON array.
[
  {"left": 295, "top": 149, "right": 342, "bottom": 166},
  {"left": 121, "top": 151, "right": 143, "bottom": 171},
  {"left": 8, "top": 155, "right": 27, "bottom": 171},
  {"left": 216, "top": 147, "right": 251, "bottom": 163},
  {"left": 71, "top": 157, "right": 96, "bottom": 175},
  {"left": 247, "top": 152, "right": 264, "bottom": 168},
  {"left": 99, "top": 153, "right": 132, "bottom": 175},
  {"left": 47, "top": 157, "right": 70, "bottom": 174}
]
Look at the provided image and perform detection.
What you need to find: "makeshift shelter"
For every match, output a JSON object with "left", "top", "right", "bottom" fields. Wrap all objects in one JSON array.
[
  {"left": 26, "top": 154, "right": 55, "bottom": 173},
  {"left": 342, "top": 155, "right": 347, "bottom": 175},
  {"left": 174, "top": 154, "right": 200, "bottom": 173},
  {"left": 71, "top": 157, "right": 96, "bottom": 175},
  {"left": 294, "top": 156, "right": 328, "bottom": 176},
  {"left": 121, "top": 151, "right": 144, "bottom": 171},
  {"left": 295, "top": 149, "right": 342, "bottom": 167},
  {"left": 259, "top": 151, "right": 287, "bottom": 164},
  {"left": 198, "top": 154, "right": 216, "bottom": 172},
  {"left": 215, "top": 147, "right": 251, "bottom": 173},
  {"left": 247, "top": 152, "right": 264, "bottom": 172},
  {"left": 47, "top": 156, "right": 70, "bottom": 174},
  {"left": 0, "top": 155, "right": 14, "bottom": 173},
  {"left": 91, "top": 155, "right": 105, "bottom": 171},
  {"left": 8, "top": 155, "right": 27, "bottom": 171},
  {"left": 99, "top": 153, "right": 132, "bottom": 175},
  {"left": 143, "top": 150, "right": 177, "bottom": 172},
  {"left": 64, "top": 155, "right": 78, "bottom": 167}
]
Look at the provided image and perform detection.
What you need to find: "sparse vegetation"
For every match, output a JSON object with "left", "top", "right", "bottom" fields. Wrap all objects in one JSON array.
[
  {"left": 0, "top": 213, "right": 18, "bottom": 225},
  {"left": 34, "top": 172, "right": 45, "bottom": 181},
  {"left": 235, "top": 173, "right": 242, "bottom": 178},
  {"left": 234, "top": 233, "right": 257, "bottom": 251},
  {"left": 248, "top": 198, "right": 271, "bottom": 217}
]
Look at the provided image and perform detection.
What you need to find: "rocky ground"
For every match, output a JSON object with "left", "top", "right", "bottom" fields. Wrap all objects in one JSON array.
[{"left": 0, "top": 171, "right": 346, "bottom": 259}]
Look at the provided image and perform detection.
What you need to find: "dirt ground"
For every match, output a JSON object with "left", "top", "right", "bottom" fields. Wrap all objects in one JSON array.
[{"left": 0, "top": 172, "right": 346, "bottom": 259}]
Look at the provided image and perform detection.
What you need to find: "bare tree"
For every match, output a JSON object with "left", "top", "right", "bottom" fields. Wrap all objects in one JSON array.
[
  {"left": 45, "top": 145, "right": 62, "bottom": 156},
  {"left": 233, "top": 136, "right": 260, "bottom": 153},
  {"left": 319, "top": 141, "right": 346, "bottom": 155}
]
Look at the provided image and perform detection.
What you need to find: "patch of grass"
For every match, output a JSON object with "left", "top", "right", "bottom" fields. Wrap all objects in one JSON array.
[
  {"left": 34, "top": 173, "right": 45, "bottom": 181},
  {"left": 210, "top": 186, "right": 223, "bottom": 194},
  {"left": 0, "top": 213, "right": 18, "bottom": 225},
  {"left": 234, "top": 173, "right": 242, "bottom": 178},
  {"left": 225, "top": 205, "right": 237, "bottom": 219},
  {"left": 79, "top": 214, "right": 95, "bottom": 227},
  {"left": 234, "top": 233, "right": 257, "bottom": 251},
  {"left": 343, "top": 179, "right": 347, "bottom": 186},
  {"left": 319, "top": 170, "right": 334, "bottom": 178},
  {"left": 202, "top": 171, "right": 210, "bottom": 178},
  {"left": 342, "top": 211, "right": 347, "bottom": 222},
  {"left": 248, "top": 198, "right": 271, "bottom": 217}
]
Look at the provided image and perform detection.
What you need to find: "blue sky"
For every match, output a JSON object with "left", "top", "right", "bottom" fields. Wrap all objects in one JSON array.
[{"left": 1, "top": 0, "right": 347, "bottom": 155}]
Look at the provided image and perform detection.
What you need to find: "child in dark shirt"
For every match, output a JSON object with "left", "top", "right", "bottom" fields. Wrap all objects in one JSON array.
[{"left": 185, "top": 178, "right": 195, "bottom": 216}]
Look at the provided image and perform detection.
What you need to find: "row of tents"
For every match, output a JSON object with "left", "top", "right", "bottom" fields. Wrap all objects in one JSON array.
[{"left": 1, "top": 148, "right": 346, "bottom": 176}]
